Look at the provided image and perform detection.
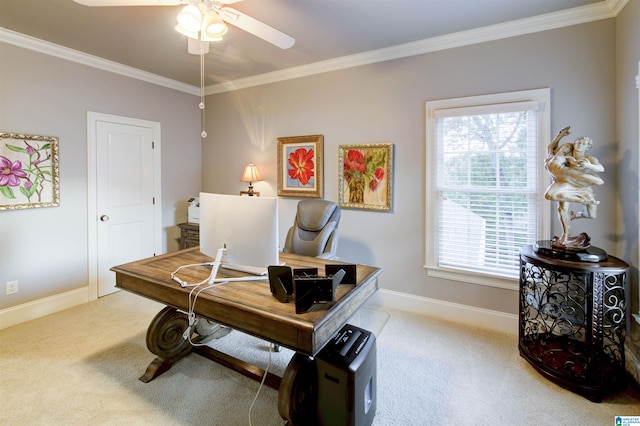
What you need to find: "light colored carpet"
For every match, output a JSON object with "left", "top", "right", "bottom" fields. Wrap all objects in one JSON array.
[{"left": 1, "top": 290, "right": 638, "bottom": 425}]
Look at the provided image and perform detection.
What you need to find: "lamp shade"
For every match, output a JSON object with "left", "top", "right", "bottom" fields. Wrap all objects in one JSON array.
[
  {"left": 201, "top": 10, "right": 228, "bottom": 40},
  {"left": 241, "top": 163, "right": 262, "bottom": 182},
  {"left": 176, "top": 23, "right": 199, "bottom": 40},
  {"left": 176, "top": 4, "right": 202, "bottom": 33}
]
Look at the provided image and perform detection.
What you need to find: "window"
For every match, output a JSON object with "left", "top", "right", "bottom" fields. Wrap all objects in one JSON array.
[{"left": 425, "top": 89, "right": 550, "bottom": 289}]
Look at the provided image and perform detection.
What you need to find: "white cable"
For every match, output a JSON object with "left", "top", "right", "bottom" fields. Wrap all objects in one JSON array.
[
  {"left": 184, "top": 280, "right": 228, "bottom": 346},
  {"left": 170, "top": 262, "right": 214, "bottom": 288},
  {"left": 172, "top": 259, "right": 278, "bottom": 425},
  {"left": 248, "top": 343, "right": 273, "bottom": 426},
  {"left": 171, "top": 262, "right": 214, "bottom": 274}
]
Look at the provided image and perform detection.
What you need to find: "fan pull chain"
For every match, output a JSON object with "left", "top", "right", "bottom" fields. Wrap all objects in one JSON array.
[{"left": 199, "top": 41, "right": 207, "bottom": 138}]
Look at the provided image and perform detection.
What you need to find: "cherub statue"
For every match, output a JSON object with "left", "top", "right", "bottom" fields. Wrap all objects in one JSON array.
[{"left": 544, "top": 126, "right": 604, "bottom": 249}]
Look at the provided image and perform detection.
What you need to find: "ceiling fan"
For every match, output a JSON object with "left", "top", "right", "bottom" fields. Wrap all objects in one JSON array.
[
  {"left": 73, "top": 0, "right": 296, "bottom": 54},
  {"left": 73, "top": 0, "right": 292, "bottom": 138}
]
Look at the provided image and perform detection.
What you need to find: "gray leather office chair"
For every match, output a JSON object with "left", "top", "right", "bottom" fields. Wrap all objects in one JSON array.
[{"left": 283, "top": 199, "right": 341, "bottom": 260}]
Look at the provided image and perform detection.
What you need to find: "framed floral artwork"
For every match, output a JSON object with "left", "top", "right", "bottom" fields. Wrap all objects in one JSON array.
[
  {"left": 277, "top": 134, "right": 323, "bottom": 198},
  {"left": 0, "top": 132, "right": 60, "bottom": 210},
  {"left": 339, "top": 143, "right": 393, "bottom": 211}
]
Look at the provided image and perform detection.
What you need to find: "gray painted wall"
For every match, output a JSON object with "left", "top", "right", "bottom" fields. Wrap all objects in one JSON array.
[
  {"left": 1, "top": 9, "right": 636, "bottom": 321},
  {"left": 616, "top": 0, "right": 640, "bottom": 308},
  {"left": 615, "top": 0, "right": 640, "bottom": 383},
  {"left": 0, "top": 43, "right": 202, "bottom": 310},
  {"left": 202, "top": 19, "right": 626, "bottom": 315}
]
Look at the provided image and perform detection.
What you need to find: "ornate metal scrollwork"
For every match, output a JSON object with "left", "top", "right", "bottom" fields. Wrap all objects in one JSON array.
[
  {"left": 518, "top": 246, "right": 629, "bottom": 401},
  {"left": 520, "top": 261, "right": 590, "bottom": 379},
  {"left": 595, "top": 271, "right": 626, "bottom": 381}
]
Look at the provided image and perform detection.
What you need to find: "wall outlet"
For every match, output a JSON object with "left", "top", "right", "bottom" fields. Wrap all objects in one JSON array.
[{"left": 6, "top": 280, "right": 18, "bottom": 295}]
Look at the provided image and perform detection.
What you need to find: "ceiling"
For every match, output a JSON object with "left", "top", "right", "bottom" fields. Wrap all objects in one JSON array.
[{"left": 0, "top": 0, "right": 611, "bottom": 90}]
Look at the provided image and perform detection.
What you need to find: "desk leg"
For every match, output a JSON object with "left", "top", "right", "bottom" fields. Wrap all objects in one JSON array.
[
  {"left": 140, "top": 306, "right": 193, "bottom": 383},
  {"left": 140, "top": 306, "right": 281, "bottom": 387},
  {"left": 192, "top": 345, "right": 282, "bottom": 390},
  {"left": 278, "top": 353, "right": 317, "bottom": 424}
]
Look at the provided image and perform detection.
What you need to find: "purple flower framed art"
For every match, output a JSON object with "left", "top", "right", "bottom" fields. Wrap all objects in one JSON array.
[
  {"left": 277, "top": 134, "right": 323, "bottom": 198},
  {"left": 339, "top": 143, "right": 393, "bottom": 211},
  {"left": 0, "top": 132, "right": 60, "bottom": 210}
]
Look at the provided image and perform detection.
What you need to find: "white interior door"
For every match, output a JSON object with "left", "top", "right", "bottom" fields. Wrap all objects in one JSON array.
[{"left": 87, "top": 113, "right": 161, "bottom": 298}]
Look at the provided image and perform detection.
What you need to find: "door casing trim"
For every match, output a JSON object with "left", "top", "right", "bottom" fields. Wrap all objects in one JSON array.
[{"left": 87, "top": 111, "right": 162, "bottom": 300}]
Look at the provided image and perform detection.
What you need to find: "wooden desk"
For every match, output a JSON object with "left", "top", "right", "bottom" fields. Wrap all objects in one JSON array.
[{"left": 111, "top": 247, "right": 381, "bottom": 422}]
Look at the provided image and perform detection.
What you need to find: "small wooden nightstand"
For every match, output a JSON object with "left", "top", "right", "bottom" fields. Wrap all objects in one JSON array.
[{"left": 177, "top": 222, "right": 200, "bottom": 249}]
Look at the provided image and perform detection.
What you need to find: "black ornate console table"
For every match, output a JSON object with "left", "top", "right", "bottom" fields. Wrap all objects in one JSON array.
[{"left": 518, "top": 244, "right": 629, "bottom": 402}]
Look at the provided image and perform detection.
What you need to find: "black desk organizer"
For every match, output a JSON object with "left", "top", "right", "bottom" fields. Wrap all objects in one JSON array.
[{"left": 268, "top": 264, "right": 357, "bottom": 313}]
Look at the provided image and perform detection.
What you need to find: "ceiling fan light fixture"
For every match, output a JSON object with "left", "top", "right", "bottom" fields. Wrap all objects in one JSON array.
[
  {"left": 176, "top": 4, "right": 202, "bottom": 33},
  {"left": 202, "top": 10, "right": 228, "bottom": 40},
  {"left": 175, "top": 23, "right": 199, "bottom": 39},
  {"left": 188, "top": 37, "right": 210, "bottom": 54}
]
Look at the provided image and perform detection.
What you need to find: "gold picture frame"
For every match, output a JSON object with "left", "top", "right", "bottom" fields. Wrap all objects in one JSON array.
[
  {"left": 0, "top": 132, "right": 60, "bottom": 210},
  {"left": 338, "top": 143, "right": 393, "bottom": 211},
  {"left": 277, "top": 134, "right": 323, "bottom": 198}
]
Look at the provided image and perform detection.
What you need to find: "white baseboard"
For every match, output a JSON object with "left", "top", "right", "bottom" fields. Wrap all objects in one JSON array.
[
  {"left": 365, "top": 288, "right": 519, "bottom": 335},
  {"left": 0, "top": 287, "right": 89, "bottom": 330}
]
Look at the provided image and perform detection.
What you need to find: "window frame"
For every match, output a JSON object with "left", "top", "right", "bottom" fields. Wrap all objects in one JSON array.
[{"left": 425, "top": 89, "right": 551, "bottom": 290}]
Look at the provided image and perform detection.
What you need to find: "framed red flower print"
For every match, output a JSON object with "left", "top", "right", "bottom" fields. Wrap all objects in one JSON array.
[
  {"left": 338, "top": 143, "right": 393, "bottom": 211},
  {"left": 277, "top": 135, "right": 323, "bottom": 198}
]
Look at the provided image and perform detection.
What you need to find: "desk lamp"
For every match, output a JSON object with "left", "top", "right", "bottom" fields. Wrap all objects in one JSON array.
[{"left": 241, "top": 163, "right": 262, "bottom": 196}]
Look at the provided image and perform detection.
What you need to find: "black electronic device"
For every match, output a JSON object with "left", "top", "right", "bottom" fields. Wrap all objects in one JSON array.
[
  {"left": 268, "top": 264, "right": 356, "bottom": 313},
  {"left": 294, "top": 269, "right": 345, "bottom": 314},
  {"left": 268, "top": 265, "right": 293, "bottom": 302},
  {"left": 316, "top": 324, "right": 377, "bottom": 426}
]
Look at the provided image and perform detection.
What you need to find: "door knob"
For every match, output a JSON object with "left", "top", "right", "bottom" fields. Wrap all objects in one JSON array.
[{"left": 100, "top": 215, "right": 109, "bottom": 222}]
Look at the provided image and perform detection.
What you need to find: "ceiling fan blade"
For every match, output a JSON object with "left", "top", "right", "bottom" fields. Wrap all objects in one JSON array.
[
  {"left": 219, "top": 7, "right": 295, "bottom": 49},
  {"left": 73, "top": 0, "right": 184, "bottom": 6}
]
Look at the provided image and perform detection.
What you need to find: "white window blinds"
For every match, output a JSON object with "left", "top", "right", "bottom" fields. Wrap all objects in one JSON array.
[{"left": 434, "top": 104, "right": 541, "bottom": 278}]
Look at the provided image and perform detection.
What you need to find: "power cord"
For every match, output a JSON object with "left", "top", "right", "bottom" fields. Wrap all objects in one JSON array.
[
  {"left": 248, "top": 343, "right": 274, "bottom": 426},
  {"left": 170, "top": 262, "right": 215, "bottom": 288},
  {"left": 170, "top": 262, "right": 231, "bottom": 345},
  {"left": 182, "top": 280, "right": 229, "bottom": 346},
  {"left": 172, "top": 261, "right": 282, "bottom": 425}
]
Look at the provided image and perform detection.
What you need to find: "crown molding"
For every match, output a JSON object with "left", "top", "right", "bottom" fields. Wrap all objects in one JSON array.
[
  {"left": 1, "top": 1, "right": 625, "bottom": 96},
  {"left": 607, "top": 0, "right": 630, "bottom": 15},
  {"left": 0, "top": 27, "right": 200, "bottom": 96},
  {"left": 207, "top": 1, "right": 621, "bottom": 94}
]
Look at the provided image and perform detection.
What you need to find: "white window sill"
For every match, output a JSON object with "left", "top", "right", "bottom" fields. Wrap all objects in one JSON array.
[{"left": 424, "top": 266, "right": 519, "bottom": 290}]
